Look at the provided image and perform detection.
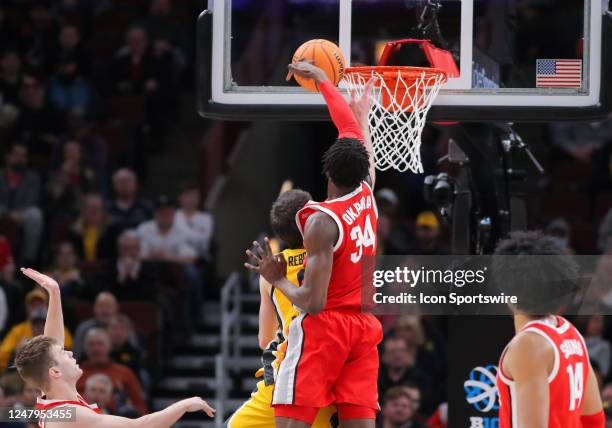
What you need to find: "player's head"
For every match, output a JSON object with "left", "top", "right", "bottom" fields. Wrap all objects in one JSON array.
[
  {"left": 270, "top": 189, "right": 312, "bottom": 249},
  {"left": 15, "top": 336, "right": 82, "bottom": 392},
  {"left": 322, "top": 138, "right": 370, "bottom": 192},
  {"left": 492, "top": 230, "right": 579, "bottom": 317}
]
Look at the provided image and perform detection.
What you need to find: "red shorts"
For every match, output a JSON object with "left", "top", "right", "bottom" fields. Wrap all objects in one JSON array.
[{"left": 272, "top": 310, "right": 383, "bottom": 423}]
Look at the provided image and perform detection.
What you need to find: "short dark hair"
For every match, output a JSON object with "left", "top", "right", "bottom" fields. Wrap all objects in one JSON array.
[
  {"left": 492, "top": 231, "right": 579, "bottom": 316},
  {"left": 270, "top": 189, "right": 311, "bottom": 249},
  {"left": 383, "top": 386, "right": 413, "bottom": 405},
  {"left": 322, "top": 138, "right": 370, "bottom": 189},
  {"left": 14, "top": 336, "right": 58, "bottom": 390}
]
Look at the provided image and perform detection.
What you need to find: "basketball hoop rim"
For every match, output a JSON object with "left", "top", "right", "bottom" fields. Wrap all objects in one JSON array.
[{"left": 344, "top": 65, "right": 448, "bottom": 86}]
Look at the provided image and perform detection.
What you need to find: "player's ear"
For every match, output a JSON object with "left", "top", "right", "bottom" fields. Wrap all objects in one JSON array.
[{"left": 48, "top": 366, "right": 61, "bottom": 380}]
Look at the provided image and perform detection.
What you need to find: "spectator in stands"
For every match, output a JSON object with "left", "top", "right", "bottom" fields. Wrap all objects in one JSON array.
[
  {"left": 106, "top": 229, "right": 157, "bottom": 300},
  {"left": 77, "top": 328, "right": 147, "bottom": 416},
  {"left": 108, "top": 168, "right": 152, "bottom": 229},
  {"left": 406, "top": 211, "right": 448, "bottom": 255},
  {"left": 585, "top": 315, "right": 611, "bottom": 378},
  {"left": 0, "top": 49, "right": 23, "bottom": 106},
  {"left": 49, "top": 241, "right": 87, "bottom": 298},
  {"left": 83, "top": 373, "right": 113, "bottom": 414},
  {"left": 69, "top": 193, "right": 113, "bottom": 263},
  {"left": 175, "top": 185, "right": 214, "bottom": 261},
  {"left": 73, "top": 291, "right": 118, "bottom": 359},
  {"left": 395, "top": 316, "right": 447, "bottom": 408},
  {"left": 47, "top": 53, "right": 100, "bottom": 119},
  {"left": 137, "top": 195, "right": 203, "bottom": 327},
  {"left": 545, "top": 217, "right": 574, "bottom": 254},
  {"left": 549, "top": 121, "right": 612, "bottom": 164},
  {"left": 379, "top": 335, "right": 435, "bottom": 416},
  {"left": 111, "top": 25, "right": 178, "bottom": 145},
  {"left": 48, "top": 23, "right": 92, "bottom": 78},
  {"left": 22, "top": 1, "right": 58, "bottom": 70},
  {"left": 111, "top": 26, "right": 177, "bottom": 98},
  {"left": 378, "top": 386, "right": 429, "bottom": 428},
  {"left": 13, "top": 75, "right": 65, "bottom": 162},
  {"left": 0, "top": 143, "right": 43, "bottom": 264},
  {"left": 53, "top": 109, "right": 108, "bottom": 173},
  {"left": 0, "top": 288, "right": 73, "bottom": 371},
  {"left": 375, "top": 188, "right": 412, "bottom": 255},
  {"left": 144, "top": 0, "right": 187, "bottom": 75},
  {"left": 107, "top": 314, "right": 144, "bottom": 382},
  {"left": 46, "top": 143, "right": 103, "bottom": 221}
]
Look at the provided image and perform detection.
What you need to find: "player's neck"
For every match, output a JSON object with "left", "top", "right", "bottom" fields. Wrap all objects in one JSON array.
[
  {"left": 44, "top": 381, "right": 80, "bottom": 401},
  {"left": 327, "top": 184, "right": 357, "bottom": 199},
  {"left": 514, "top": 313, "right": 556, "bottom": 333}
]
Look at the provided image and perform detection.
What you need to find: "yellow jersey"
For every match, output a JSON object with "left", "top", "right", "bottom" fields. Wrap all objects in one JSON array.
[{"left": 259, "top": 247, "right": 305, "bottom": 386}]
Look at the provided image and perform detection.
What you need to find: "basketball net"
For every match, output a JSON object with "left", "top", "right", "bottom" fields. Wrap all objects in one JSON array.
[{"left": 344, "top": 67, "right": 447, "bottom": 173}]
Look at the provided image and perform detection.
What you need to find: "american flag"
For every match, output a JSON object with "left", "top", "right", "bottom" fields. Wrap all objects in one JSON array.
[{"left": 536, "top": 59, "right": 582, "bottom": 88}]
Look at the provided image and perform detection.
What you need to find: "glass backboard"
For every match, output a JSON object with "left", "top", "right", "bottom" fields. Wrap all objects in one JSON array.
[{"left": 197, "top": 0, "right": 612, "bottom": 121}]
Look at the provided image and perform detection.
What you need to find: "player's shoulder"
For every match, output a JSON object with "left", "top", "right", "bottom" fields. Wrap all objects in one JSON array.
[
  {"left": 44, "top": 405, "right": 101, "bottom": 428},
  {"left": 507, "top": 328, "right": 555, "bottom": 361}
]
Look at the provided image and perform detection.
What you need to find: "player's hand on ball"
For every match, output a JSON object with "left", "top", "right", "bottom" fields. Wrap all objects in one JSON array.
[
  {"left": 182, "top": 397, "right": 215, "bottom": 417},
  {"left": 21, "top": 267, "right": 60, "bottom": 293},
  {"left": 287, "top": 61, "right": 328, "bottom": 83},
  {"left": 245, "top": 237, "right": 288, "bottom": 284}
]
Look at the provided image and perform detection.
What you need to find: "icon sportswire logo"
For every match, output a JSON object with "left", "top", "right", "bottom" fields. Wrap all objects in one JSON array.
[{"left": 464, "top": 365, "right": 499, "bottom": 413}]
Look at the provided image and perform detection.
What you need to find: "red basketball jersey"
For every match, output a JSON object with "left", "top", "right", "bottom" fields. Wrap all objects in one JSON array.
[
  {"left": 497, "top": 316, "right": 589, "bottom": 428},
  {"left": 36, "top": 393, "right": 102, "bottom": 427},
  {"left": 296, "top": 180, "right": 378, "bottom": 311}
]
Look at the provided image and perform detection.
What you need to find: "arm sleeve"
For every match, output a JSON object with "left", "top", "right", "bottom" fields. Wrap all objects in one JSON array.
[
  {"left": 319, "top": 80, "right": 363, "bottom": 140},
  {"left": 581, "top": 410, "right": 605, "bottom": 428}
]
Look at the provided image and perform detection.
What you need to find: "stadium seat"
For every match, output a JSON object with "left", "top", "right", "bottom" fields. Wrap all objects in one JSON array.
[{"left": 107, "top": 95, "right": 145, "bottom": 123}]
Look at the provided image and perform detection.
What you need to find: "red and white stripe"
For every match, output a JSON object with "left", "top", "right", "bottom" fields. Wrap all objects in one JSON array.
[{"left": 537, "top": 59, "right": 582, "bottom": 88}]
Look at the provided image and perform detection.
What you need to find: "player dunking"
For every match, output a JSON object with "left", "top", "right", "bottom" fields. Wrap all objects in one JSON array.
[
  {"left": 492, "top": 232, "right": 604, "bottom": 428},
  {"left": 227, "top": 189, "right": 336, "bottom": 427},
  {"left": 245, "top": 62, "right": 381, "bottom": 428},
  {"left": 14, "top": 268, "right": 215, "bottom": 428}
]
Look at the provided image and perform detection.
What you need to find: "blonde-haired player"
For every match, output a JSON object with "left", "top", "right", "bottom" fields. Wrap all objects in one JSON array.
[
  {"left": 227, "top": 189, "right": 336, "bottom": 427},
  {"left": 14, "top": 267, "right": 215, "bottom": 427}
]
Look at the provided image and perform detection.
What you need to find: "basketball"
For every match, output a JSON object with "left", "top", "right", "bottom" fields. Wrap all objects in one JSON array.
[{"left": 291, "top": 39, "right": 346, "bottom": 92}]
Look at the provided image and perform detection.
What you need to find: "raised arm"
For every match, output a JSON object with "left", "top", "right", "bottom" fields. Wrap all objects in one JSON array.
[
  {"left": 245, "top": 212, "right": 337, "bottom": 314},
  {"left": 288, "top": 62, "right": 376, "bottom": 185},
  {"left": 21, "top": 268, "right": 64, "bottom": 348},
  {"left": 70, "top": 396, "right": 214, "bottom": 428},
  {"left": 349, "top": 78, "right": 376, "bottom": 187}
]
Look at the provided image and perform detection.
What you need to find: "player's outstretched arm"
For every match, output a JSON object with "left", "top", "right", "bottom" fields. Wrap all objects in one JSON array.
[
  {"left": 69, "top": 396, "right": 214, "bottom": 428},
  {"left": 288, "top": 62, "right": 363, "bottom": 141},
  {"left": 349, "top": 78, "right": 376, "bottom": 187},
  {"left": 245, "top": 214, "right": 336, "bottom": 314},
  {"left": 581, "top": 363, "right": 605, "bottom": 427},
  {"left": 258, "top": 276, "right": 279, "bottom": 349},
  {"left": 504, "top": 332, "right": 552, "bottom": 428},
  {"left": 21, "top": 268, "right": 64, "bottom": 348}
]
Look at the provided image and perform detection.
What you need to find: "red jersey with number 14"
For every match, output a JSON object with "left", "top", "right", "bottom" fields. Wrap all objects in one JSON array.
[
  {"left": 497, "top": 316, "right": 590, "bottom": 428},
  {"left": 295, "top": 180, "right": 378, "bottom": 312}
]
